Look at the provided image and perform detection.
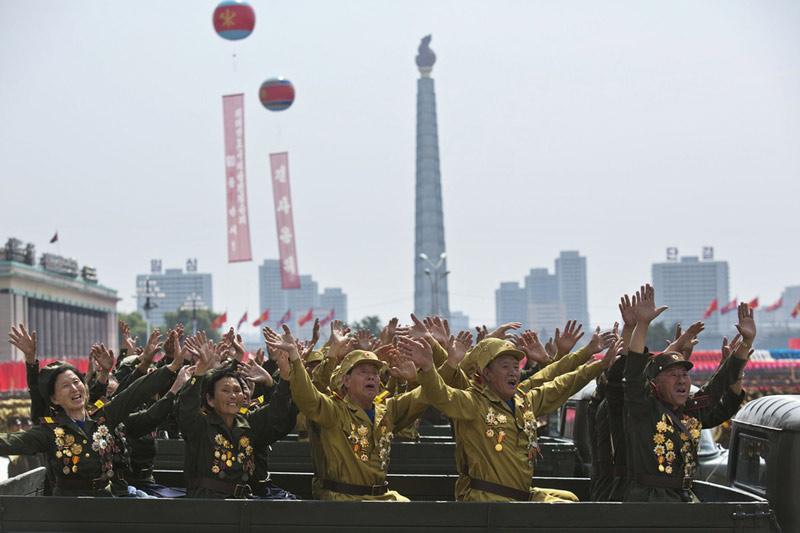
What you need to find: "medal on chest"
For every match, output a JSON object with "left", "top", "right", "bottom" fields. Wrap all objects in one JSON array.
[{"left": 485, "top": 407, "right": 507, "bottom": 452}]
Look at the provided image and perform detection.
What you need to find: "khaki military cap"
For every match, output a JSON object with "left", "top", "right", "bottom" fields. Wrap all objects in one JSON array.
[
  {"left": 305, "top": 350, "right": 325, "bottom": 364},
  {"left": 474, "top": 338, "right": 526, "bottom": 371},
  {"left": 339, "top": 350, "right": 385, "bottom": 376}
]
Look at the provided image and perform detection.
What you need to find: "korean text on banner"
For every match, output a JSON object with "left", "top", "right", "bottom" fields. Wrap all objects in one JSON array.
[
  {"left": 222, "top": 94, "right": 253, "bottom": 262},
  {"left": 270, "top": 152, "right": 300, "bottom": 289}
]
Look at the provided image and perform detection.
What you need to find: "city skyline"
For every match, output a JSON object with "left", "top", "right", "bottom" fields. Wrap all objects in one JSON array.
[{"left": 2, "top": 2, "right": 798, "bottom": 334}]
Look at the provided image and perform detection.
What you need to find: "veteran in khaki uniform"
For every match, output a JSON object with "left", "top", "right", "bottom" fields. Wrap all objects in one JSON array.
[
  {"left": 265, "top": 326, "right": 430, "bottom": 501},
  {"left": 400, "top": 335, "right": 623, "bottom": 502}
]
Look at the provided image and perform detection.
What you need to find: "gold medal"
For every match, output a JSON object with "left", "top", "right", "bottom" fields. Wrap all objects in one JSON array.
[
  {"left": 72, "top": 465, "right": 77, "bottom": 473},
  {"left": 659, "top": 464, "right": 665, "bottom": 472},
  {"left": 226, "top": 460, "right": 233, "bottom": 467},
  {"left": 495, "top": 443, "right": 503, "bottom": 452}
]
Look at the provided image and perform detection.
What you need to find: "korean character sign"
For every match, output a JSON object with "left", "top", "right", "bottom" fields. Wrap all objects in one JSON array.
[
  {"left": 222, "top": 94, "right": 253, "bottom": 263},
  {"left": 270, "top": 152, "right": 300, "bottom": 289}
]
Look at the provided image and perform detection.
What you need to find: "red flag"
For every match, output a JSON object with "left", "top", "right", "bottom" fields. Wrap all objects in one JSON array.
[
  {"left": 791, "top": 300, "right": 800, "bottom": 319},
  {"left": 49, "top": 232, "right": 58, "bottom": 243},
  {"left": 210, "top": 312, "right": 227, "bottom": 330},
  {"left": 252, "top": 309, "right": 270, "bottom": 327},
  {"left": 223, "top": 94, "right": 253, "bottom": 263},
  {"left": 319, "top": 309, "right": 335, "bottom": 328},
  {"left": 748, "top": 297, "right": 759, "bottom": 310},
  {"left": 701, "top": 298, "right": 718, "bottom": 319},
  {"left": 720, "top": 299, "right": 737, "bottom": 315},
  {"left": 298, "top": 308, "right": 314, "bottom": 327},
  {"left": 236, "top": 311, "right": 248, "bottom": 331},
  {"left": 766, "top": 298, "right": 782, "bottom": 312},
  {"left": 277, "top": 310, "right": 291, "bottom": 327},
  {"left": 270, "top": 153, "right": 300, "bottom": 289}
]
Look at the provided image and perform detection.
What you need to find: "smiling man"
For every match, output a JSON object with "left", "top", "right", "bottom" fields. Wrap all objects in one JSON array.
[
  {"left": 400, "top": 333, "right": 622, "bottom": 502},
  {"left": 265, "top": 326, "right": 430, "bottom": 501}
]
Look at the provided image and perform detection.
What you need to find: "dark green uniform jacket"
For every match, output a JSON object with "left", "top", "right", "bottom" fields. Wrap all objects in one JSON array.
[
  {"left": 623, "top": 349, "right": 745, "bottom": 502},
  {"left": 179, "top": 375, "right": 294, "bottom": 499}
]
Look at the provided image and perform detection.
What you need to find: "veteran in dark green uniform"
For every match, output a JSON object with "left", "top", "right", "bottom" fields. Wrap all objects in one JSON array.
[
  {"left": 0, "top": 357, "right": 182, "bottom": 496},
  {"left": 181, "top": 334, "right": 295, "bottom": 499},
  {"left": 623, "top": 285, "right": 753, "bottom": 502}
]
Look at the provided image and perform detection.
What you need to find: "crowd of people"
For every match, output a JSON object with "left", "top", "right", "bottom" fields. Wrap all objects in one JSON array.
[{"left": 0, "top": 283, "right": 759, "bottom": 502}]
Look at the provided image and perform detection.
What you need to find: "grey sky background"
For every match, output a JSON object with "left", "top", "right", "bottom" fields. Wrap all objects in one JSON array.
[{"left": 2, "top": 1, "right": 798, "bottom": 336}]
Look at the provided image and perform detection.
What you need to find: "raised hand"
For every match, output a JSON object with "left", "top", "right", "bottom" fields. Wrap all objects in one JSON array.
[
  {"left": 309, "top": 318, "right": 321, "bottom": 349},
  {"left": 397, "top": 336, "right": 434, "bottom": 372},
  {"left": 665, "top": 321, "right": 704, "bottom": 361},
  {"left": 487, "top": 322, "right": 522, "bottom": 340},
  {"left": 475, "top": 325, "right": 488, "bottom": 343},
  {"left": 229, "top": 331, "right": 246, "bottom": 361},
  {"left": 424, "top": 316, "right": 450, "bottom": 347},
  {"left": 555, "top": 320, "right": 584, "bottom": 356},
  {"left": 185, "top": 332, "right": 214, "bottom": 373},
  {"left": 379, "top": 317, "right": 399, "bottom": 347},
  {"left": 8, "top": 324, "right": 37, "bottom": 364},
  {"left": 387, "top": 352, "right": 418, "bottom": 383},
  {"left": 407, "top": 313, "right": 430, "bottom": 340},
  {"left": 633, "top": 284, "right": 668, "bottom": 324},
  {"left": 355, "top": 329, "right": 376, "bottom": 351},
  {"left": 263, "top": 325, "right": 299, "bottom": 361},
  {"left": 253, "top": 348, "right": 266, "bottom": 366},
  {"left": 584, "top": 326, "right": 616, "bottom": 354},
  {"left": 240, "top": 359, "right": 274, "bottom": 387},
  {"left": 735, "top": 302, "right": 756, "bottom": 344},
  {"left": 163, "top": 329, "right": 181, "bottom": 359},
  {"left": 517, "top": 330, "right": 549, "bottom": 366},
  {"left": 618, "top": 294, "right": 637, "bottom": 327},
  {"left": 374, "top": 343, "right": 396, "bottom": 363},
  {"left": 595, "top": 337, "right": 625, "bottom": 369},
  {"left": 720, "top": 334, "right": 741, "bottom": 364},
  {"left": 170, "top": 365, "right": 195, "bottom": 394},
  {"left": 141, "top": 329, "right": 163, "bottom": 366},
  {"left": 120, "top": 320, "right": 138, "bottom": 354},
  {"left": 544, "top": 337, "right": 557, "bottom": 358},
  {"left": 91, "top": 343, "right": 115, "bottom": 372}
]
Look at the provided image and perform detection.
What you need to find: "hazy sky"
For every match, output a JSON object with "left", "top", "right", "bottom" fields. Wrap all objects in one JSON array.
[{"left": 2, "top": 1, "right": 798, "bottom": 336}]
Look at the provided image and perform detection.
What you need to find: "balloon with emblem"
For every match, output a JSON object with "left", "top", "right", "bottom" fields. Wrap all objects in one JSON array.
[
  {"left": 213, "top": 0, "right": 255, "bottom": 41},
  {"left": 259, "top": 78, "right": 295, "bottom": 111}
]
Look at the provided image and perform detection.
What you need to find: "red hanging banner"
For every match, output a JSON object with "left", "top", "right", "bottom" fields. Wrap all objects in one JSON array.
[
  {"left": 270, "top": 152, "right": 300, "bottom": 289},
  {"left": 223, "top": 94, "right": 253, "bottom": 262}
]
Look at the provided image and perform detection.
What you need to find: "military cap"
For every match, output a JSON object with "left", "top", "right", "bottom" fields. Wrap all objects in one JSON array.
[
  {"left": 473, "top": 338, "right": 526, "bottom": 371},
  {"left": 38, "top": 361, "right": 80, "bottom": 406},
  {"left": 339, "top": 350, "right": 385, "bottom": 376},
  {"left": 330, "top": 364, "right": 344, "bottom": 393},
  {"left": 305, "top": 350, "right": 325, "bottom": 364},
  {"left": 645, "top": 351, "right": 693, "bottom": 379}
]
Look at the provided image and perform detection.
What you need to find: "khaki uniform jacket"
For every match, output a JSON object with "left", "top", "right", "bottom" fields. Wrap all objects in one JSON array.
[
  {"left": 417, "top": 361, "right": 604, "bottom": 501},
  {"left": 288, "top": 358, "right": 429, "bottom": 500},
  {"left": 0, "top": 365, "right": 175, "bottom": 496}
]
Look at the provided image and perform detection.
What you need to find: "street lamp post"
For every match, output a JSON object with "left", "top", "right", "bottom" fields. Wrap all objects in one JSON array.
[
  {"left": 180, "top": 293, "right": 208, "bottom": 335},
  {"left": 419, "top": 252, "right": 449, "bottom": 317},
  {"left": 134, "top": 278, "right": 164, "bottom": 337}
]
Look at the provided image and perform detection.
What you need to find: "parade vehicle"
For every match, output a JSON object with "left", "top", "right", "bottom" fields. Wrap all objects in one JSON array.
[
  {"left": 728, "top": 394, "right": 800, "bottom": 533},
  {"left": 0, "top": 465, "right": 774, "bottom": 532},
  {"left": 0, "top": 418, "right": 777, "bottom": 533}
]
